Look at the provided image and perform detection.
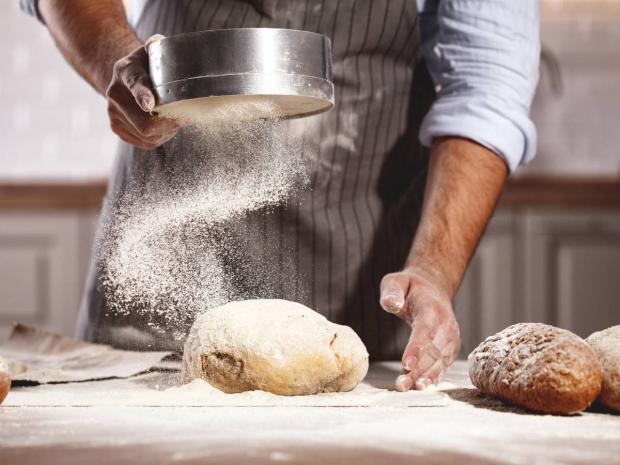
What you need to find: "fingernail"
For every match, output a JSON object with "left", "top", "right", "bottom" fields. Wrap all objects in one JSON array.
[
  {"left": 381, "top": 293, "right": 404, "bottom": 313},
  {"left": 395, "top": 375, "right": 413, "bottom": 392},
  {"left": 415, "top": 377, "right": 431, "bottom": 390},
  {"left": 141, "top": 95, "right": 155, "bottom": 111},
  {"left": 404, "top": 356, "right": 417, "bottom": 371},
  {"left": 145, "top": 34, "right": 166, "bottom": 50}
]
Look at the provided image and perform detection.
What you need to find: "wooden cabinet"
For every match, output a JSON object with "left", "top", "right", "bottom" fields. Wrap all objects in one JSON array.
[
  {"left": 0, "top": 211, "right": 99, "bottom": 339},
  {"left": 456, "top": 208, "right": 620, "bottom": 355},
  {"left": 522, "top": 210, "right": 620, "bottom": 339},
  {"left": 454, "top": 211, "right": 518, "bottom": 356}
]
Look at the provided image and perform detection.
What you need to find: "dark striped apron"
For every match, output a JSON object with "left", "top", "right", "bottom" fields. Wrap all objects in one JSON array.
[{"left": 77, "top": 0, "right": 434, "bottom": 360}]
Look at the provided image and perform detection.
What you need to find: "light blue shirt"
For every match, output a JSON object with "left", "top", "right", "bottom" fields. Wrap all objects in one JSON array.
[
  {"left": 418, "top": 0, "right": 540, "bottom": 172},
  {"left": 22, "top": 0, "right": 540, "bottom": 171}
]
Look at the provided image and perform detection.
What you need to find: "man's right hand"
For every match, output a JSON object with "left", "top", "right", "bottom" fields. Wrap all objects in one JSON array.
[{"left": 106, "top": 35, "right": 179, "bottom": 150}]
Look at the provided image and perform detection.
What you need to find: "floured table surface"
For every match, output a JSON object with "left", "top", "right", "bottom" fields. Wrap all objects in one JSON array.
[
  {"left": 3, "top": 361, "right": 450, "bottom": 408},
  {"left": 2, "top": 361, "right": 620, "bottom": 465}
]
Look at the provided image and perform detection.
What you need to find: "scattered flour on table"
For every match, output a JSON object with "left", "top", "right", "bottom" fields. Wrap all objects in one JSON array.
[
  {"left": 97, "top": 100, "right": 310, "bottom": 343},
  {"left": 4, "top": 371, "right": 455, "bottom": 407},
  {"left": 5, "top": 363, "right": 620, "bottom": 465},
  {"left": 161, "top": 377, "right": 456, "bottom": 406}
]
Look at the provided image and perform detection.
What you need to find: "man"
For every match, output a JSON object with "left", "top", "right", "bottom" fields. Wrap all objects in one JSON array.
[{"left": 22, "top": 0, "right": 539, "bottom": 391}]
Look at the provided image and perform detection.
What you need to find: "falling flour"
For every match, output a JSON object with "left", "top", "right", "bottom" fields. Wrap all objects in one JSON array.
[{"left": 97, "top": 100, "right": 310, "bottom": 346}]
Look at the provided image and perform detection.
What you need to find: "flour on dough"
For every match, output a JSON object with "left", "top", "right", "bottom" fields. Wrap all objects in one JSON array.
[{"left": 181, "top": 299, "right": 369, "bottom": 395}]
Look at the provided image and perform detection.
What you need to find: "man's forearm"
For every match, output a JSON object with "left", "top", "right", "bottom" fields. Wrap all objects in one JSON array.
[
  {"left": 39, "top": 0, "right": 141, "bottom": 94},
  {"left": 406, "top": 137, "right": 508, "bottom": 297}
]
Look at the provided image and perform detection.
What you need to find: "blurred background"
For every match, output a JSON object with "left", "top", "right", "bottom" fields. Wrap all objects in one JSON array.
[{"left": 0, "top": 0, "right": 618, "bottom": 353}]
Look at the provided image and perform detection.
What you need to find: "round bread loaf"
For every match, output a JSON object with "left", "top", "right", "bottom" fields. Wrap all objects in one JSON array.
[
  {"left": 468, "top": 323, "right": 602, "bottom": 414},
  {"left": 0, "top": 357, "right": 10, "bottom": 405},
  {"left": 182, "top": 299, "right": 369, "bottom": 395},
  {"left": 586, "top": 325, "right": 620, "bottom": 412}
]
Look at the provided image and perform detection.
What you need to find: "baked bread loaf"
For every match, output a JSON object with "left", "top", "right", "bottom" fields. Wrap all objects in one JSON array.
[
  {"left": 586, "top": 325, "right": 620, "bottom": 412},
  {"left": 0, "top": 357, "right": 10, "bottom": 405},
  {"left": 469, "top": 323, "right": 602, "bottom": 414}
]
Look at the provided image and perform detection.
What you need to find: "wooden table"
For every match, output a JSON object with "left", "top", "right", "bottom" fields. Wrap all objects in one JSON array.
[{"left": 1, "top": 361, "right": 619, "bottom": 465}]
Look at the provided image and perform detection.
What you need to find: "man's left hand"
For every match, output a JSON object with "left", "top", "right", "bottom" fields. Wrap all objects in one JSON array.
[{"left": 380, "top": 268, "right": 461, "bottom": 391}]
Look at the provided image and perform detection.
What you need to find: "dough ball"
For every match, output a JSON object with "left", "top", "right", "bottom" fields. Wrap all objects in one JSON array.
[
  {"left": 0, "top": 357, "right": 10, "bottom": 405},
  {"left": 182, "top": 299, "right": 369, "bottom": 395},
  {"left": 586, "top": 325, "right": 620, "bottom": 412}
]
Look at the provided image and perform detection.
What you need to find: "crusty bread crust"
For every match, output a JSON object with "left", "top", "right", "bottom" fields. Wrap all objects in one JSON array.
[
  {"left": 0, "top": 358, "right": 10, "bottom": 405},
  {"left": 468, "top": 323, "right": 602, "bottom": 414},
  {"left": 586, "top": 325, "right": 620, "bottom": 412}
]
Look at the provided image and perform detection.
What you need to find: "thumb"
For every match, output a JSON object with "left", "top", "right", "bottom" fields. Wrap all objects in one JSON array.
[
  {"left": 379, "top": 273, "right": 408, "bottom": 314},
  {"left": 118, "top": 36, "right": 164, "bottom": 113},
  {"left": 120, "top": 58, "right": 156, "bottom": 112},
  {"left": 120, "top": 34, "right": 167, "bottom": 113}
]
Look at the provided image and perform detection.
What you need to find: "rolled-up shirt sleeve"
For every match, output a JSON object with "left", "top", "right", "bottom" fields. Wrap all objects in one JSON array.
[
  {"left": 19, "top": 0, "right": 44, "bottom": 22},
  {"left": 418, "top": 0, "right": 540, "bottom": 172}
]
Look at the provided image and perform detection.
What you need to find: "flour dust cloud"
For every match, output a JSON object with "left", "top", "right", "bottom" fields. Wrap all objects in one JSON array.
[{"left": 97, "top": 100, "right": 310, "bottom": 345}]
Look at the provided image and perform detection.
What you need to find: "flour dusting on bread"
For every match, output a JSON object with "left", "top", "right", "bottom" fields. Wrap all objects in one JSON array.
[{"left": 469, "top": 323, "right": 602, "bottom": 414}]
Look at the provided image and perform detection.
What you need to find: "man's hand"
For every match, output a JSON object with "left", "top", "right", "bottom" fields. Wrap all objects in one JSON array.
[
  {"left": 380, "top": 268, "right": 460, "bottom": 391},
  {"left": 37, "top": 1, "right": 178, "bottom": 150},
  {"left": 380, "top": 137, "right": 508, "bottom": 391},
  {"left": 106, "top": 35, "right": 179, "bottom": 149}
]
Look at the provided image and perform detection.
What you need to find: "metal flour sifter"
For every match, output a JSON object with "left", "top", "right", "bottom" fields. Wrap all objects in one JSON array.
[{"left": 148, "top": 28, "right": 334, "bottom": 119}]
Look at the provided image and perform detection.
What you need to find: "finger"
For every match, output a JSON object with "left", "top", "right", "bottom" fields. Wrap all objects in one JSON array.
[
  {"left": 110, "top": 112, "right": 158, "bottom": 150},
  {"left": 400, "top": 308, "right": 440, "bottom": 371},
  {"left": 396, "top": 331, "right": 446, "bottom": 392},
  {"left": 413, "top": 364, "right": 442, "bottom": 391},
  {"left": 415, "top": 344, "right": 457, "bottom": 389},
  {"left": 418, "top": 358, "right": 447, "bottom": 389},
  {"left": 395, "top": 373, "right": 413, "bottom": 392},
  {"left": 113, "top": 48, "right": 157, "bottom": 112},
  {"left": 110, "top": 93, "right": 178, "bottom": 143},
  {"left": 405, "top": 309, "right": 455, "bottom": 377},
  {"left": 430, "top": 321, "right": 452, "bottom": 351},
  {"left": 120, "top": 99, "right": 178, "bottom": 139},
  {"left": 411, "top": 342, "right": 442, "bottom": 377},
  {"left": 396, "top": 367, "right": 432, "bottom": 392},
  {"left": 379, "top": 273, "right": 409, "bottom": 315},
  {"left": 432, "top": 321, "right": 460, "bottom": 358},
  {"left": 409, "top": 309, "right": 460, "bottom": 384},
  {"left": 439, "top": 340, "right": 458, "bottom": 369},
  {"left": 115, "top": 126, "right": 156, "bottom": 149},
  {"left": 109, "top": 106, "right": 145, "bottom": 141},
  {"left": 414, "top": 377, "right": 433, "bottom": 390},
  {"left": 109, "top": 109, "right": 142, "bottom": 140},
  {"left": 145, "top": 34, "right": 166, "bottom": 51},
  {"left": 432, "top": 316, "right": 461, "bottom": 367},
  {"left": 113, "top": 121, "right": 157, "bottom": 149},
  {"left": 107, "top": 79, "right": 152, "bottom": 130}
]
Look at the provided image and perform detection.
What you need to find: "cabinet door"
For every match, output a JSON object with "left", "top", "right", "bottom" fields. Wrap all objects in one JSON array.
[
  {"left": 0, "top": 211, "right": 98, "bottom": 338},
  {"left": 523, "top": 210, "right": 620, "bottom": 338},
  {"left": 455, "top": 211, "right": 516, "bottom": 355}
]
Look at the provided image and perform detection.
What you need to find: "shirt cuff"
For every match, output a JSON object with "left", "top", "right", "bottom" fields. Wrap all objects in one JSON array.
[
  {"left": 19, "top": 0, "right": 45, "bottom": 24},
  {"left": 419, "top": 94, "right": 538, "bottom": 173}
]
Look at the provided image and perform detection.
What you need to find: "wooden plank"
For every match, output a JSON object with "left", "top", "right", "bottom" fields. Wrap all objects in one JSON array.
[
  {"left": 0, "top": 177, "right": 618, "bottom": 210},
  {"left": 500, "top": 177, "right": 620, "bottom": 208},
  {"left": 0, "top": 183, "right": 107, "bottom": 210}
]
